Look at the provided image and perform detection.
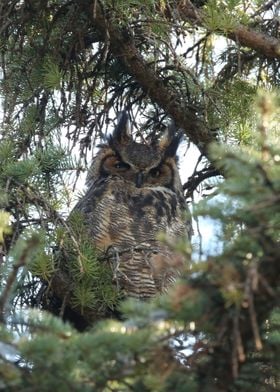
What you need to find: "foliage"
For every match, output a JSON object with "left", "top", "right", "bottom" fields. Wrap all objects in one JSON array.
[
  {"left": 56, "top": 211, "right": 120, "bottom": 315},
  {"left": 0, "top": 128, "right": 279, "bottom": 390},
  {"left": 203, "top": 0, "right": 250, "bottom": 31},
  {"left": 0, "top": 0, "right": 279, "bottom": 391},
  {"left": 0, "top": 211, "right": 11, "bottom": 243}
]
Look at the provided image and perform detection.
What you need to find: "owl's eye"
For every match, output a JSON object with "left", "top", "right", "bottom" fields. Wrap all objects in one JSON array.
[
  {"left": 114, "top": 161, "right": 130, "bottom": 170},
  {"left": 149, "top": 167, "right": 161, "bottom": 178}
]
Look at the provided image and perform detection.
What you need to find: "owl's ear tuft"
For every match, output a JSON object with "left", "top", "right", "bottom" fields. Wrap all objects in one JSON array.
[
  {"left": 110, "top": 111, "right": 132, "bottom": 146},
  {"left": 158, "top": 121, "right": 183, "bottom": 157}
]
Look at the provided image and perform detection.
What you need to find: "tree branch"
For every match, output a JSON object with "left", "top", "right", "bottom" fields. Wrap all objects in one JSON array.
[
  {"left": 177, "top": 0, "right": 280, "bottom": 59},
  {"left": 183, "top": 166, "right": 220, "bottom": 198},
  {"left": 90, "top": 2, "right": 217, "bottom": 159},
  {"left": 87, "top": 0, "right": 280, "bottom": 163},
  {"left": 0, "top": 235, "right": 40, "bottom": 322}
]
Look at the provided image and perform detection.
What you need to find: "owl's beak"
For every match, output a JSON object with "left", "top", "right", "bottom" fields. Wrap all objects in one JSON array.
[{"left": 135, "top": 172, "right": 144, "bottom": 188}]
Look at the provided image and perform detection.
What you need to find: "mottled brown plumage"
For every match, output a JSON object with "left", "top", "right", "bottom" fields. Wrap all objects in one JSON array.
[{"left": 74, "top": 112, "right": 192, "bottom": 299}]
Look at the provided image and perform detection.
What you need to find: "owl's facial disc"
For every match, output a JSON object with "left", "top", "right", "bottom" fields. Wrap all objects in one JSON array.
[
  {"left": 120, "top": 142, "right": 162, "bottom": 170},
  {"left": 101, "top": 149, "right": 176, "bottom": 189},
  {"left": 100, "top": 127, "right": 181, "bottom": 189},
  {"left": 102, "top": 154, "right": 131, "bottom": 175}
]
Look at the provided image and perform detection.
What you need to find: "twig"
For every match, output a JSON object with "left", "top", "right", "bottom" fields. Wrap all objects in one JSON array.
[
  {"left": 243, "top": 263, "right": 263, "bottom": 351},
  {"left": 0, "top": 245, "right": 4, "bottom": 267},
  {"left": 252, "top": 0, "right": 280, "bottom": 17},
  {"left": 234, "top": 312, "right": 246, "bottom": 362},
  {"left": 59, "top": 292, "right": 69, "bottom": 319},
  {"left": 259, "top": 274, "right": 275, "bottom": 297},
  {"left": 21, "top": 182, "right": 86, "bottom": 274},
  {"left": 0, "top": 236, "right": 40, "bottom": 322},
  {"left": 183, "top": 166, "right": 220, "bottom": 197},
  {"left": 177, "top": 0, "right": 280, "bottom": 59},
  {"left": 91, "top": 1, "right": 216, "bottom": 157},
  {"left": 248, "top": 290, "right": 263, "bottom": 351},
  {"left": 232, "top": 308, "right": 245, "bottom": 379}
]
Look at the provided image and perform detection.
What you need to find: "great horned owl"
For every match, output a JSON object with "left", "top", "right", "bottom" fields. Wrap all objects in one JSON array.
[{"left": 74, "top": 112, "right": 192, "bottom": 299}]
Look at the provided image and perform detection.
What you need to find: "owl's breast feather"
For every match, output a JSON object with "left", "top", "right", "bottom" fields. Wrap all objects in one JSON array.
[{"left": 87, "top": 179, "right": 187, "bottom": 251}]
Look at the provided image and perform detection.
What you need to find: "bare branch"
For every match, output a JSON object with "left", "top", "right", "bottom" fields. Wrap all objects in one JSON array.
[{"left": 183, "top": 166, "right": 220, "bottom": 197}]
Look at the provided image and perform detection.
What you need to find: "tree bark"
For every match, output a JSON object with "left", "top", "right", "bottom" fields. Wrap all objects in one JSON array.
[
  {"left": 90, "top": 2, "right": 216, "bottom": 159},
  {"left": 178, "top": 0, "right": 280, "bottom": 59}
]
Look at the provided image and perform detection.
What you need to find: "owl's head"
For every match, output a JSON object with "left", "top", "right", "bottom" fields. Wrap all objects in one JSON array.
[{"left": 87, "top": 112, "right": 183, "bottom": 191}]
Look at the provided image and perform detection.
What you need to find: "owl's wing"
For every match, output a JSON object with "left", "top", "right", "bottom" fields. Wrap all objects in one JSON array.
[{"left": 72, "top": 177, "right": 108, "bottom": 214}]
